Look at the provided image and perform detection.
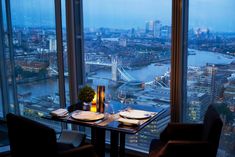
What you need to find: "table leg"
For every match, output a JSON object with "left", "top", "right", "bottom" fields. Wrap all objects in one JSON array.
[
  {"left": 91, "top": 128, "right": 105, "bottom": 157},
  {"left": 119, "top": 133, "right": 126, "bottom": 157},
  {"left": 91, "top": 128, "right": 96, "bottom": 145},
  {"left": 110, "top": 131, "right": 119, "bottom": 157}
]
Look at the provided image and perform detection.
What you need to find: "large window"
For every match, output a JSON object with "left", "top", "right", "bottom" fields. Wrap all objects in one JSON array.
[
  {"left": 2, "top": 0, "right": 234, "bottom": 155},
  {"left": 9, "top": 0, "right": 62, "bottom": 130},
  {"left": 83, "top": 0, "right": 172, "bottom": 151},
  {"left": 185, "top": 0, "right": 235, "bottom": 156}
]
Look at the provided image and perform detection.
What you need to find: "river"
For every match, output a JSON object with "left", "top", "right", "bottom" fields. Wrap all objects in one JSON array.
[
  {"left": 93, "top": 49, "right": 235, "bottom": 82},
  {"left": 15, "top": 49, "right": 235, "bottom": 103}
]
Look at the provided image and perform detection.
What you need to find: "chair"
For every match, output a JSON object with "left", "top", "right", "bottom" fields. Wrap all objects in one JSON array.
[
  {"left": 149, "top": 105, "right": 223, "bottom": 157},
  {"left": 6, "top": 113, "right": 98, "bottom": 157}
]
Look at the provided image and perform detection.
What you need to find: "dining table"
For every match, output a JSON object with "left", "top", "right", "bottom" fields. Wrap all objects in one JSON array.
[{"left": 43, "top": 101, "right": 166, "bottom": 157}]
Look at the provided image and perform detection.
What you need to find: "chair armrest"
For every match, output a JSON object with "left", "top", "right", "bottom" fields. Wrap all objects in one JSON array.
[
  {"left": 160, "top": 123, "right": 204, "bottom": 141},
  {"left": 58, "top": 144, "right": 98, "bottom": 157},
  {"left": 158, "top": 140, "right": 209, "bottom": 157}
]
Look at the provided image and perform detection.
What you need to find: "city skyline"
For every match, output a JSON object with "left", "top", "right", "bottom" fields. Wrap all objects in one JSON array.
[{"left": 9, "top": 0, "right": 235, "bottom": 32}]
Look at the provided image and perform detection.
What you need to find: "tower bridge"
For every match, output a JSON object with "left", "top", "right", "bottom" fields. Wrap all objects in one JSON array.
[
  {"left": 85, "top": 57, "right": 136, "bottom": 82},
  {"left": 49, "top": 58, "right": 169, "bottom": 87}
]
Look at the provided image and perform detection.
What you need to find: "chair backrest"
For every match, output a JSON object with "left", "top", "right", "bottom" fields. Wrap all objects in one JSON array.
[
  {"left": 6, "top": 113, "right": 57, "bottom": 157},
  {"left": 202, "top": 105, "right": 223, "bottom": 157}
]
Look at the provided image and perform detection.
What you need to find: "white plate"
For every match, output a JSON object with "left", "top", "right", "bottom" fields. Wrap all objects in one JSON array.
[
  {"left": 119, "top": 109, "right": 151, "bottom": 119},
  {"left": 71, "top": 111, "right": 105, "bottom": 121}
]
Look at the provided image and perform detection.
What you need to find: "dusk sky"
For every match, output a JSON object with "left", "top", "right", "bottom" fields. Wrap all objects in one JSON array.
[{"left": 9, "top": 0, "right": 235, "bottom": 32}]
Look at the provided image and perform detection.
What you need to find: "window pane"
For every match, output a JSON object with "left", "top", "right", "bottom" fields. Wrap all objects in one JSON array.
[
  {"left": 186, "top": 0, "right": 235, "bottom": 156},
  {"left": 0, "top": 79, "right": 2, "bottom": 118},
  {"left": 10, "top": 0, "right": 61, "bottom": 130},
  {"left": 2, "top": 0, "right": 17, "bottom": 114},
  {"left": 0, "top": 0, "right": 5, "bottom": 118},
  {"left": 83, "top": 0, "right": 171, "bottom": 151}
]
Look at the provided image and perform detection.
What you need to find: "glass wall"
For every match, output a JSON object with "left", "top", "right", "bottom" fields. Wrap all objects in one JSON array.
[
  {"left": 0, "top": 0, "right": 4, "bottom": 118},
  {"left": 185, "top": 0, "right": 235, "bottom": 156},
  {"left": 10, "top": 0, "right": 61, "bottom": 130},
  {"left": 83, "top": 0, "right": 171, "bottom": 151},
  {"left": 0, "top": 78, "right": 2, "bottom": 118}
]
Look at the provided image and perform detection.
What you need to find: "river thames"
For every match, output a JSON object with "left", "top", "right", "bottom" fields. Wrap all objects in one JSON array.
[
  {"left": 0, "top": 49, "right": 235, "bottom": 116},
  {"left": 15, "top": 49, "right": 235, "bottom": 105}
]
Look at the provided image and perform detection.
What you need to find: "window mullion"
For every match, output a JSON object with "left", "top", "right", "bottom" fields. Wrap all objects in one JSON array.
[
  {"left": 0, "top": 0, "right": 10, "bottom": 118},
  {"left": 66, "top": 0, "right": 79, "bottom": 105},
  {"left": 5, "top": 0, "right": 19, "bottom": 115},
  {"left": 55, "top": 0, "right": 66, "bottom": 108},
  {"left": 170, "top": 0, "right": 188, "bottom": 122},
  {"left": 73, "top": 0, "right": 85, "bottom": 86}
]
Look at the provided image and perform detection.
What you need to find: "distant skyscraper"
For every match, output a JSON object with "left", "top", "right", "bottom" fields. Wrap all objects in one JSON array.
[
  {"left": 145, "top": 20, "right": 155, "bottom": 33},
  {"left": 15, "top": 31, "right": 22, "bottom": 46},
  {"left": 49, "top": 38, "right": 57, "bottom": 52},
  {"left": 154, "top": 20, "right": 161, "bottom": 38},
  {"left": 161, "top": 25, "right": 171, "bottom": 39},
  {"left": 131, "top": 28, "right": 135, "bottom": 38},
  {"left": 146, "top": 20, "right": 162, "bottom": 38}
]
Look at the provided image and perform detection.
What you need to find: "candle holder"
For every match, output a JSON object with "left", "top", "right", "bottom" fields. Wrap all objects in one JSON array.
[
  {"left": 97, "top": 86, "right": 105, "bottom": 113},
  {"left": 90, "top": 93, "right": 97, "bottom": 112}
]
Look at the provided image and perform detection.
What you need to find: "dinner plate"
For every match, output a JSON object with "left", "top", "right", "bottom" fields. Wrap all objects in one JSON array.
[
  {"left": 71, "top": 111, "right": 105, "bottom": 121},
  {"left": 119, "top": 109, "right": 151, "bottom": 119}
]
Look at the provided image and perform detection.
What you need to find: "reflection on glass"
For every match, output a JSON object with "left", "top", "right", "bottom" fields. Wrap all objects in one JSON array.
[{"left": 186, "top": 0, "right": 235, "bottom": 156}]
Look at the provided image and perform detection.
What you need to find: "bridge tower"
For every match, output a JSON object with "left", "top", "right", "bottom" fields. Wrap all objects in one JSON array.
[{"left": 111, "top": 57, "right": 118, "bottom": 81}]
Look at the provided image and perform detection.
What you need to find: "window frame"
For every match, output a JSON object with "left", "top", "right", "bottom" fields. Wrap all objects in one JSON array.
[
  {"left": 0, "top": 0, "right": 10, "bottom": 119},
  {"left": 170, "top": 0, "right": 189, "bottom": 122}
]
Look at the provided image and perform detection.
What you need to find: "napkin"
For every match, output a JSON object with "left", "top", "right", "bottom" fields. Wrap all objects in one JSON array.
[
  {"left": 117, "top": 118, "right": 140, "bottom": 126},
  {"left": 51, "top": 108, "right": 68, "bottom": 117},
  {"left": 119, "top": 109, "right": 152, "bottom": 119}
]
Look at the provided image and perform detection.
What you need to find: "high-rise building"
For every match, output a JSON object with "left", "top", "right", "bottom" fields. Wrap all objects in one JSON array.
[
  {"left": 145, "top": 20, "right": 155, "bottom": 34},
  {"left": 146, "top": 20, "right": 162, "bottom": 38},
  {"left": 49, "top": 38, "right": 57, "bottom": 52},
  {"left": 161, "top": 25, "right": 171, "bottom": 39},
  {"left": 154, "top": 20, "right": 161, "bottom": 38},
  {"left": 187, "top": 92, "right": 211, "bottom": 122}
]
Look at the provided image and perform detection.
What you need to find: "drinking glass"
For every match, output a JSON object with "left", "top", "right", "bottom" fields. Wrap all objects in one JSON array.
[
  {"left": 118, "top": 90, "right": 126, "bottom": 104},
  {"left": 104, "top": 94, "right": 114, "bottom": 114}
]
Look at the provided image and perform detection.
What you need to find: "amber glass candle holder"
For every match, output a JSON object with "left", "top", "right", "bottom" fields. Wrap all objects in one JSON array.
[{"left": 97, "top": 86, "right": 105, "bottom": 113}]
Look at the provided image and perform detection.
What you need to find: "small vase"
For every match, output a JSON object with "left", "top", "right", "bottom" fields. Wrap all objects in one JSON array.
[{"left": 83, "top": 102, "right": 91, "bottom": 111}]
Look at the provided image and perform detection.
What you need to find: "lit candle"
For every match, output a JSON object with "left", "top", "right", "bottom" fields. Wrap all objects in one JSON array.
[{"left": 90, "top": 93, "right": 97, "bottom": 112}]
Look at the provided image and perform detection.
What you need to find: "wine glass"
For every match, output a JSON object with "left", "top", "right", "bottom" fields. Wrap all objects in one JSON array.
[
  {"left": 104, "top": 94, "right": 114, "bottom": 114},
  {"left": 118, "top": 90, "right": 126, "bottom": 104}
]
